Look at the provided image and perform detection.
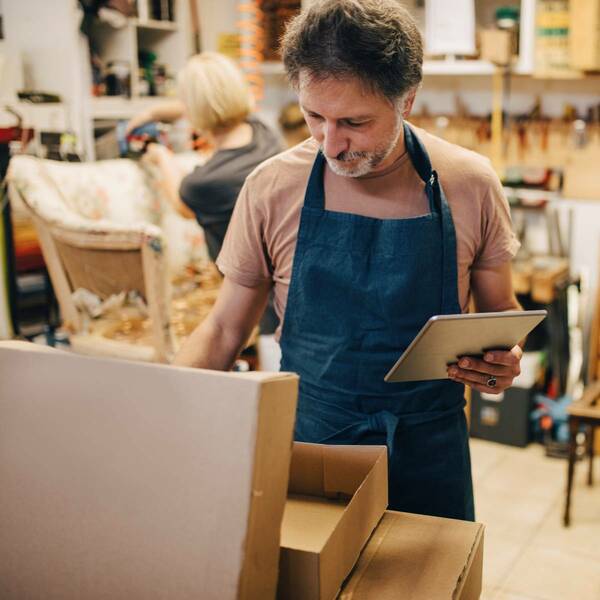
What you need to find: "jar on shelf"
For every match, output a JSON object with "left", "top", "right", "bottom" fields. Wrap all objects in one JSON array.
[
  {"left": 105, "top": 61, "right": 131, "bottom": 97},
  {"left": 495, "top": 6, "right": 520, "bottom": 57}
]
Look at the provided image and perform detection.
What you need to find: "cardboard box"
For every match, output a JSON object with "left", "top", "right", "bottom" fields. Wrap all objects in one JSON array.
[
  {"left": 480, "top": 29, "right": 512, "bottom": 66},
  {"left": 339, "top": 511, "right": 484, "bottom": 600},
  {"left": 0, "top": 341, "right": 298, "bottom": 600},
  {"left": 569, "top": 0, "right": 600, "bottom": 71},
  {"left": 278, "top": 443, "right": 388, "bottom": 600}
]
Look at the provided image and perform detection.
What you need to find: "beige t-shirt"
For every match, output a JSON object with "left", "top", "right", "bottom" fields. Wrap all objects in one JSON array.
[{"left": 217, "top": 125, "right": 520, "bottom": 340}]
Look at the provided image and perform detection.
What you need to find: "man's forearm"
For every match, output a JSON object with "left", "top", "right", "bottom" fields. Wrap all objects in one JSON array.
[{"left": 172, "top": 314, "right": 245, "bottom": 370}]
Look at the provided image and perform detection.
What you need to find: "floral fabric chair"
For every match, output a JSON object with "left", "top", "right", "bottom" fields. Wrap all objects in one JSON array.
[{"left": 6, "top": 154, "right": 209, "bottom": 362}]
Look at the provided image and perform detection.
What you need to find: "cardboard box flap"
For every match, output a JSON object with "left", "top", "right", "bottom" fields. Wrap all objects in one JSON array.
[
  {"left": 280, "top": 443, "right": 388, "bottom": 600},
  {"left": 289, "top": 443, "right": 387, "bottom": 498},
  {"left": 0, "top": 342, "right": 298, "bottom": 600},
  {"left": 339, "top": 511, "right": 484, "bottom": 600}
]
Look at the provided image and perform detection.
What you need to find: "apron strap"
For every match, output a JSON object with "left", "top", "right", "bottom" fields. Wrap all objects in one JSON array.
[
  {"left": 303, "top": 151, "right": 326, "bottom": 210},
  {"left": 362, "top": 404, "right": 465, "bottom": 457},
  {"left": 403, "top": 121, "right": 438, "bottom": 215},
  {"left": 404, "top": 122, "right": 460, "bottom": 314}
]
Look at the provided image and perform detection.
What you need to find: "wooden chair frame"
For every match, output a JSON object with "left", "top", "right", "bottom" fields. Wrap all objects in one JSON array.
[
  {"left": 8, "top": 183, "right": 173, "bottom": 363},
  {"left": 563, "top": 381, "right": 600, "bottom": 526}
]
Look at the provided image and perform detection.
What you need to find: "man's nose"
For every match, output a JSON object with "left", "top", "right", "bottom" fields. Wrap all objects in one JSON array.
[{"left": 321, "top": 123, "right": 349, "bottom": 159}]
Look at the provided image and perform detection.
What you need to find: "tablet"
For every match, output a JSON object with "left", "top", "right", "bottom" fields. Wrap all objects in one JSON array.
[{"left": 384, "top": 310, "right": 547, "bottom": 383}]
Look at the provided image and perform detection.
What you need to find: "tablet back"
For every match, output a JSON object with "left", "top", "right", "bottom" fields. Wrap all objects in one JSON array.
[{"left": 384, "top": 310, "right": 547, "bottom": 383}]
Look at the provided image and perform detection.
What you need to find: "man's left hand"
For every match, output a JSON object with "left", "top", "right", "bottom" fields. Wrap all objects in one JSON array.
[{"left": 447, "top": 344, "right": 522, "bottom": 394}]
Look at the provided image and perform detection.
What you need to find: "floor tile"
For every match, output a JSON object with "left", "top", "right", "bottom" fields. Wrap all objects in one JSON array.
[
  {"left": 532, "top": 489, "right": 600, "bottom": 561},
  {"left": 494, "top": 592, "right": 545, "bottom": 600},
  {"left": 470, "top": 439, "right": 510, "bottom": 485},
  {"left": 476, "top": 451, "right": 565, "bottom": 502},
  {"left": 499, "top": 545, "right": 600, "bottom": 600},
  {"left": 470, "top": 440, "right": 600, "bottom": 599},
  {"left": 475, "top": 487, "right": 552, "bottom": 543},
  {"left": 480, "top": 531, "right": 525, "bottom": 589},
  {"left": 481, "top": 584, "right": 500, "bottom": 600}
]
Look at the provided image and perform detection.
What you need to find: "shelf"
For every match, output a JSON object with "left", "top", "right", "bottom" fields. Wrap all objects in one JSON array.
[
  {"left": 260, "top": 61, "right": 286, "bottom": 76},
  {"left": 504, "top": 187, "right": 600, "bottom": 205},
  {"left": 91, "top": 96, "right": 175, "bottom": 119},
  {"left": 133, "top": 18, "right": 177, "bottom": 32},
  {"left": 423, "top": 59, "right": 495, "bottom": 76},
  {"left": 258, "top": 59, "right": 498, "bottom": 77},
  {"left": 258, "top": 60, "right": 600, "bottom": 79}
]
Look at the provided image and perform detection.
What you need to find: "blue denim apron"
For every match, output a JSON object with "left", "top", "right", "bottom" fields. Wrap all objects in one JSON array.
[{"left": 279, "top": 122, "right": 474, "bottom": 521}]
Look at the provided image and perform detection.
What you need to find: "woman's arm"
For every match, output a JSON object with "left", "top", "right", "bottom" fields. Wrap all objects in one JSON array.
[
  {"left": 143, "top": 143, "right": 195, "bottom": 219},
  {"left": 125, "top": 99, "right": 186, "bottom": 135}
]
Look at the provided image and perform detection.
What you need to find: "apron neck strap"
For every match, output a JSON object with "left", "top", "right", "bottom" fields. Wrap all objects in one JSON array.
[
  {"left": 402, "top": 121, "right": 438, "bottom": 214},
  {"left": 304, "top": 150, "right": 327, "bottom": 209},
  {"left": 402, "top": 121, "right": 434, "bottom": 185}
]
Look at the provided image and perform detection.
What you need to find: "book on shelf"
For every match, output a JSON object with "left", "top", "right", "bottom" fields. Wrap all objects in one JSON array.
[{"left": 137, "top": 0, "right": 174, "bottom": 22}]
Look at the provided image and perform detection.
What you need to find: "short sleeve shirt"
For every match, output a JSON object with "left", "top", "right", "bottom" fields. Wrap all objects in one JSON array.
[
  {"left": 179, "top": 117, "right": 283, "bottom": 261},
  {"left": 217, "top": 124, "right": 520, "bottom": 340}
]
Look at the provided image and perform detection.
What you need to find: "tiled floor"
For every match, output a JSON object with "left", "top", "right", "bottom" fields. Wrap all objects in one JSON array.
[{"left": 471, "top": 438, "right": 600, "bottom": 600}]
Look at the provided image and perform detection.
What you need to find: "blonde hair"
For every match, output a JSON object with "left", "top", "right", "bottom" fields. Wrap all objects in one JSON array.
[{"left": 178, "top": 52, "right": 252, "bottom": 133}]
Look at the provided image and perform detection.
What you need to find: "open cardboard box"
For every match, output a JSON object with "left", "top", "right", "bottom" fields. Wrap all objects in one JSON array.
[
  {"left": 278, "top": 442, "right": 388, "bottom": 600},
  {"left": 0, "top": 341, "right": 298, "bottom": 600},
  {"left": 339, "top": 510, "right": 484, "bottom": 600},
  {"left": 0, "top": 342, "right": 483, "bottom": 599}
]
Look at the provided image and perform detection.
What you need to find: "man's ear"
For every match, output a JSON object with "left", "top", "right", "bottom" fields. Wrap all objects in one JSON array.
[{"left": 402, "top": 89, "right": 417, "bottom": 118}]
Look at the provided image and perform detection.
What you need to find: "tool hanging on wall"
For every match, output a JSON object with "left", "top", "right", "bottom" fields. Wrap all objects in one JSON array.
[
  {"left": 237, "top": 0, "right": 266, "bottom": 106},
  {"left": 490, "top": 66, "right": 505, "bottom": 176},
  {"left": 188, "top": 0, "right": 202, "bottom": 54}
]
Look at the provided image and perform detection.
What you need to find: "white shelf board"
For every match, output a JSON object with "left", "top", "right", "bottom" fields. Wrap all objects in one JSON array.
[
  {"left": 423, "top": 59, "right": 495, "bottom": 76},
  {"left": 257, "top": 59, "right": 599, "bottom": 79},
  {"left": 504, "top": 187, "right": 600, "bottom": 205},
  {"left": 258, "top": 59, "right": 497, "bottom": 77},
  {"left": 260, "top": 61, "right": 286, "bottom": 76},
  {"left": 133, "top": 18, "right": 177, "bottom": 32},
  {"left": 91, "top": 96, "right": 174, "bottom": 119}
]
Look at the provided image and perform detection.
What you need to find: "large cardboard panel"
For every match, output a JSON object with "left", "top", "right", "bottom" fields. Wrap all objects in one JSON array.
[
  {"left": 339, "top": 511, "right": 484, "bottom": 600},
  {"left": 0, "top": 342, "right": 298, "bottom": 600},
  {"left": 278, "top": 443, "right": 388, "bottom": 600}
]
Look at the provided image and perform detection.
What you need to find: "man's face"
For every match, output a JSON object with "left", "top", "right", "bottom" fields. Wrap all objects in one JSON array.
[{"left": 297, "top": 71, "right": 409, "bottom": 177}]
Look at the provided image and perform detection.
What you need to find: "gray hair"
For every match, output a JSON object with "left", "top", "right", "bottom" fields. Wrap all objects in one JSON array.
[{"left": 281, "top": 0, "right": 423, "bottom": 103}]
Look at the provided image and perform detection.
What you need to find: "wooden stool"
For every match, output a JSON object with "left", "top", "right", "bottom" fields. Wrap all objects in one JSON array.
[{"left": 563, "top": 381, "right": 600, "bottom": 526}]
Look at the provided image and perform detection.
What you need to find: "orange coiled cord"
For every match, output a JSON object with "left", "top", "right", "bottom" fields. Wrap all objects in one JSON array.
[{"left": 237, "top": 1, "right": 265, "bottom": 105}]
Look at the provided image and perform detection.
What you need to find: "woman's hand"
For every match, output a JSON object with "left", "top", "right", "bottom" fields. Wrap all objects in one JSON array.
[{"left": 142, "top": 143, "right": 174, "bottom": 169}]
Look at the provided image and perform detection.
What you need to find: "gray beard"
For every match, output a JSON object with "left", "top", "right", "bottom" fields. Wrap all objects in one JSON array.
[{"left": 322, "top": 116, "right": 403, "bottom": 178}]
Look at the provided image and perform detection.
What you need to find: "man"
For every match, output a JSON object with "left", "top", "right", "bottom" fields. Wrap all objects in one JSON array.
[{"left": 175, "top": 0, "right": 522, "bottom": 521}]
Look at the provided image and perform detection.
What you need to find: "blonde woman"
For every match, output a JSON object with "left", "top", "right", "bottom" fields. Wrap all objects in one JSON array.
[
  {"left": 139, "top": 52, "right": 282, "bottom": 265},
  {"left": 140, "top": 53, "right": 282, "bottom": 342}
]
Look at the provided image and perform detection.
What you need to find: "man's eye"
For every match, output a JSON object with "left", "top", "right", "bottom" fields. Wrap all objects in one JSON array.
[
  {"left": 307, "top": 113, "right": 323, "bottom": 120},
  {"left": 345, "top": 120, "right": 367, "bottom": 128}
]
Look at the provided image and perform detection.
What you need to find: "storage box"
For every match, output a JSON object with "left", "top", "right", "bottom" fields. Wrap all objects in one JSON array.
[
  {"left": 339, "top": 511, "right": 484, "bottom": 600},
  {"left": 0, "top": 341, "right": 298, "bottom": 600},
  {"left": 470, "top": 386, "right": 534, "bottom": 447},
  {"left": 278, "top": 443, "right": 388, "bottom": 600},
  {"left": 480, "top": 29, "right": 512, "bottom": 65},
  {"left": 569, "top": 0, "right": 600, "bottom": 71}
]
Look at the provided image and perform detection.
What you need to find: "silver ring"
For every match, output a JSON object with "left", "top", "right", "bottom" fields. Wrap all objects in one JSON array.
[{"left": 486, "top": 375, "right": 497, "bottom": 388}]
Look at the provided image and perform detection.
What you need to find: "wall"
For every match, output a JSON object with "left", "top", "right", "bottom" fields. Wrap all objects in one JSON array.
[{"left": 2, "top": 0, "right": 93, "bottom": 158}]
